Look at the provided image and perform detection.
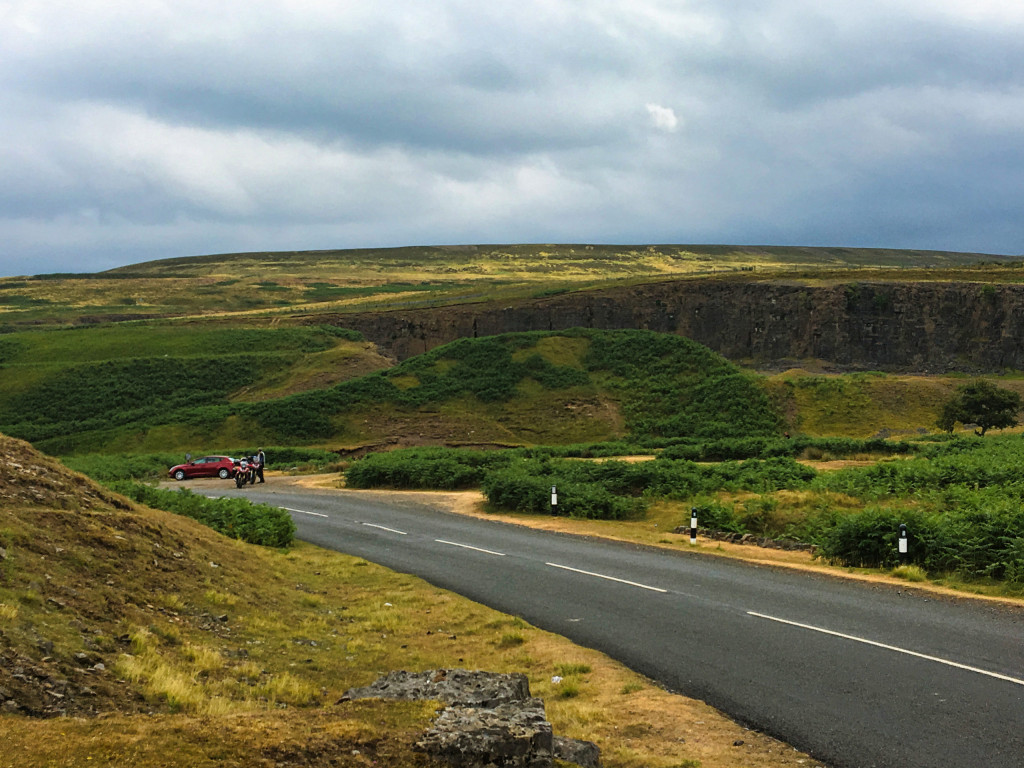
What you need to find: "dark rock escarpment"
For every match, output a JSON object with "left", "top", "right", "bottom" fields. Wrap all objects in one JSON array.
[{"left": 312, "top": 278, "right": 1024, "bottom": 372}]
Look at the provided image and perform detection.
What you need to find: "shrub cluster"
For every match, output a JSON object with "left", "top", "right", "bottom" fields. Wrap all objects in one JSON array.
[
  {"left": 112, "top": 482, "right": 295, "bottom": 548},
  {"left": 64, "top": 452, "right": 185, "bottom": 482},
  {"left": 660, "top": 435, "right": 917, "bottom": 462},
  {"left": 583, "top": 331, "right": 781, "bottom": 439},
  {"left": 345, "top": 447, "right": 511, "bottom": 490},
  {"left": 815, "top": 502, "right": 1024, "bottom": 583},
  {"left": 814, "top": 437, "right": 1020, "bottom": 498},
  {"left": 481, "top": 468, "right": 642, "bottom": 519},
  {"left": 1, "top": 355, "right": 275, "bottom": 443},
  {"left": 345, "top": 448, "right": 816, "bottom": 520},
  {"left": 808, "top": 437, "right": 1024, "bottom": 582}
]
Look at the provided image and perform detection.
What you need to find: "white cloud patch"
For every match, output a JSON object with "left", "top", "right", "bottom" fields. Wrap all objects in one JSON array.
[{"left": 646, "top": 103, "right": 680, "bottom": 132}]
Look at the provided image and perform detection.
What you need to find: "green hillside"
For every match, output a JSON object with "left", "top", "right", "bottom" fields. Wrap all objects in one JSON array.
[
  {"left": 0, "top": 328, "right": 781, "bottom": 456},
  {"left": 0, "top": 323, "right": 388, "bottom": 453}
]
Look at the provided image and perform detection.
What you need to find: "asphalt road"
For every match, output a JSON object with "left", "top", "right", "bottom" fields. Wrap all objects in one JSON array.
[{"left": 209, "top": 483, "right": 1024, "bottom": 768}]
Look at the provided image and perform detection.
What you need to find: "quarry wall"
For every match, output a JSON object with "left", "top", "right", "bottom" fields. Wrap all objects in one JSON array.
[{"left": 314, "top": 279, "right": 1024, "bottom": 372}]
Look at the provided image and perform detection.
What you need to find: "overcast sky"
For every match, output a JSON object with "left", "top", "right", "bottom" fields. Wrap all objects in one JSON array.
[{"left": 2, "top": 1, "right": 1023, "bottom": 276}]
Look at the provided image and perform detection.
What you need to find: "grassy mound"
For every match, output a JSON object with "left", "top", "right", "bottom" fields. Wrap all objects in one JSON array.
[
  {"left": 242, "top": 328, "right": 782, "bottom": 446},
  {"left": 0, "top": 328, "right": 782, "bottom": 455}
]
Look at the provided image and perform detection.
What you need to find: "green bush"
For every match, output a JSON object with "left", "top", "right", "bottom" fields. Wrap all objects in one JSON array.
[
  {"left": 346, "top": 447, "right": 509, "bottom": 490},
  {"left": 243, "top": 329, "right": 785, "bottom": 444},
  {"left": 659, "top": 436, "right": 916, "bottom": 462},
  {"left": 480, "top": 466, "right": 643, "bottom": 519},
  {"left": 111, "top": 482, "right": 295, "bottom": 548},
  {"left": 344, "top": 448, "right": 817, "bottom": 520},
  {"left": 0, "top": 355, "right": 274, "bottom": 443},
  {"left": 63, "top": 452, "right": 183, "bottom": 482}
]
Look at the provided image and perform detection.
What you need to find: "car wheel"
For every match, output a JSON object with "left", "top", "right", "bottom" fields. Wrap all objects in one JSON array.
[
  {"left": 218, "top": 468, "right": 230, "bottom": 479},
  {"left": 174, "top": 470, "right": 186, "bottom": 481}
]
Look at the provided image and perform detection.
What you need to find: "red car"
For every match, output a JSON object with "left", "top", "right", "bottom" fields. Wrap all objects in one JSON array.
[{"left": 168, "top": 455, "right": 236, "bottom": 481}]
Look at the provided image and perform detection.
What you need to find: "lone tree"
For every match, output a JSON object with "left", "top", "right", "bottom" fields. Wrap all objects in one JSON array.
[{"left": 937, "top": 380, "right": 1022, "bottom": 436}]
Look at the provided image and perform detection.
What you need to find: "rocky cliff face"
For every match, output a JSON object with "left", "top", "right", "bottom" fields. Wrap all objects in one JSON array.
[{"left": 311, "top": 279, "right": 1024, "bottom": 372}]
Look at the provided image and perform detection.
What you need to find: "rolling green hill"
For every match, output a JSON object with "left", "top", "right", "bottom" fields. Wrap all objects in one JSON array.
[{"left": 0, "top": 328, "right": 781, "bottom": 456}]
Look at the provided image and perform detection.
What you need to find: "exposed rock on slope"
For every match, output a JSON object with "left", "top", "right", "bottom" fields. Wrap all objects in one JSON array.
[
  {"left": 342, "top": 669, "right": 600, "bottom": 768},
  {"left": 314, "top": 278, "right": 1024, "bottom": 371}
]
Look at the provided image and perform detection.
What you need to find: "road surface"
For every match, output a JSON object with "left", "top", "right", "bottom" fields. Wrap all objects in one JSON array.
[{"left": 207, "top": 483, "right": 1024, "bottom": 768}]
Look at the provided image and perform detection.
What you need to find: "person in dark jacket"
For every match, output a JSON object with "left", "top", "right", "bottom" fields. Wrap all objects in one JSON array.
[{"left": 256, "top": 448, "right": 266, "bottom": 483}]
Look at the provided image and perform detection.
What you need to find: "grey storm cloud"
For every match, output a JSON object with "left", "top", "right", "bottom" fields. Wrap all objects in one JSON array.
[{"left": 1, "top": 0, "right": 1023, "bottom": 275}]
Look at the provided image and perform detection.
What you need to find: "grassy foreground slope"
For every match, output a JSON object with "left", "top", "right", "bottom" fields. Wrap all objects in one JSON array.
[{"left": 0, "top": 434, "right": 814, "bottom": 767}]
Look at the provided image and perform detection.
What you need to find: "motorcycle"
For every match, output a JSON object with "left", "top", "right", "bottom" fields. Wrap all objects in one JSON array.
[{"left": 233, "top": 458, "right": 251, "bottom": 488}]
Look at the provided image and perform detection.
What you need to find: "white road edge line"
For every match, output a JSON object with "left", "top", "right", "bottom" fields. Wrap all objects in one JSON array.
[
  {"left": 435, "top": 539, "right": 506, "bottom": 557},
  {"left": 283, "top": 507, "right": 327, "bottom": 518},
  {"left": 362, "top": 522, "right": 408, "bottom": 535},
  {"left": 748, "top": 611, "right": 1024, "bottom": 688},
  {"left": 546, "top": 562, "right": 667, "bottom": 593}
]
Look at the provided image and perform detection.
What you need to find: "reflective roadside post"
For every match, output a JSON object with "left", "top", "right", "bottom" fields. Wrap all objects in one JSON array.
[
  {"left": 551, "top": 485, "right": 558, "bottom": 516},
  {"left": 690, "top": 507, "right": 698, "bottom": 544},
  {"left": 898, "top": 523, "right": 909, "bottom": 561}
]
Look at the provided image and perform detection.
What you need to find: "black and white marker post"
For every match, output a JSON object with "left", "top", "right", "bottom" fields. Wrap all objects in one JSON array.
[
  {"left": 898, "top": 523, "right": 909, "bottom": 561},
  {"left": 690, "top": 507, "right": 698, "bottom": 544},
  {"left": 551, "top": 485, "right": 558, "bottom": 516}
]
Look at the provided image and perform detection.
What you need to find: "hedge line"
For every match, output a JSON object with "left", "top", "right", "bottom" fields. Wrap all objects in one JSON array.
[
  {"left": 345, "top": 448, "right": 817, "bottom": 518},
  {"left": 111, "top": 482, "right": 295, "bottom": 548},
  {"left": 343, "top": 436, "right": 1024, "bottom": 584}
]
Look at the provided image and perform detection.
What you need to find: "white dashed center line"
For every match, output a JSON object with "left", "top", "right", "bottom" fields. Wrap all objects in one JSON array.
[
  {"left": 748, "top": 611, "right": 1024, "bottom": 687},
  {"left": 545, "top": 562, "right": 667, "bottom": 593},
  {"left": 361, "top": 522, "right": 408, "bottom": 535},
  {"left": 435, "top": 539, "right": 506, "bottom": 556},
  {"left": 283, "top": 507, "right": 327, "bottom": 518}
]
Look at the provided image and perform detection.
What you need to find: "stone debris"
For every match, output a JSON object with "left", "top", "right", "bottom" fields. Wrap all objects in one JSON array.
[{"left": 341, "top": 669, "right": 600, "bottom": 768}]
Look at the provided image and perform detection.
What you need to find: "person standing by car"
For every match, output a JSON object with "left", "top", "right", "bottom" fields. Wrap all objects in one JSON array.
[{"left": 256, "top": 448, "right": 266, "bottom": 483}]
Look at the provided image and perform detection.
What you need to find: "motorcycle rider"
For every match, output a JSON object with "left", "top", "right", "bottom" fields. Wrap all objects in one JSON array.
[{"left": 255, "top": 448, "right": 266, "bottom": 483}]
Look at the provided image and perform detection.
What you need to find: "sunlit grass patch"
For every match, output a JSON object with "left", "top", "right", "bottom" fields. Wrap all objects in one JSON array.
[
  {"left": 892, "top": 564, "right": 927, "bottom": 582},
  {"left": 204, "top": 589, "right": 238, "bottom": 606},
  {"left": 255, "top": 672, "right": 320, "bottom": 706},
  {"left": 360, "top": 601, "right": 405, "bottom": 634},
  {"left": 182, "top": 643, "right": 223, "bottom": 673}
]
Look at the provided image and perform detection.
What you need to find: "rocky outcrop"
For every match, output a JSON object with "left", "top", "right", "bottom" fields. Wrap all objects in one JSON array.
[
  {"left": 340, "top": 669, "right": 600, "bottom": 768},
  {"left": 311, "top": 278, "right": 1024, "bottom": 371}
]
